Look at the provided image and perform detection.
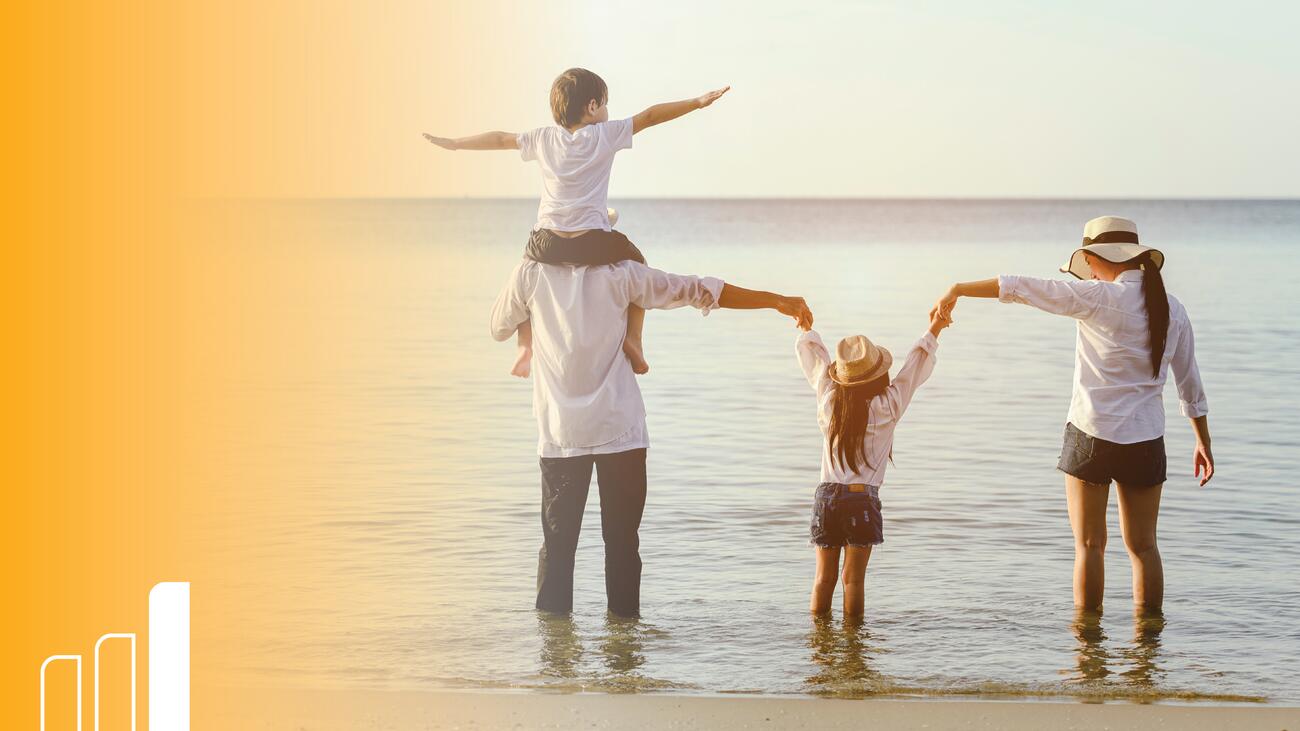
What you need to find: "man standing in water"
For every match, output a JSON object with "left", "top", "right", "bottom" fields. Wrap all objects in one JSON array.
[{"left": 491, "top": 258, "right": 812, "bottom": 616}]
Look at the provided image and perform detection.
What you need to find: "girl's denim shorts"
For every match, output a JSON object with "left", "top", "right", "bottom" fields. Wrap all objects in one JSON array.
[
  {"left": 810, "top": 483, "right": 883, "bottom": 548},
  {"left": 1057, "top": 422, "right": 1167, "bottom": 486}
]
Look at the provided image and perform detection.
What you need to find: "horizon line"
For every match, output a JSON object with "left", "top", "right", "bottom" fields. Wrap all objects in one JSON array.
[{"left": 202, "top": 195, "right": 1300, "bottom": 203}]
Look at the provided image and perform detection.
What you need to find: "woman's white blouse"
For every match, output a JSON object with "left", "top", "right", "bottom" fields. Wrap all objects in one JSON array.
[
  {"left": 796, "top": 329, "right": 939, "bottom": 486},
  {"left": 998, "top": 270, "right": 1208, "bottom": 444}
]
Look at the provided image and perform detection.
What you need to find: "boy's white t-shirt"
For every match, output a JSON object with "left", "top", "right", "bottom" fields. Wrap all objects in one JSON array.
[{"left": 517, "top": 117, "right": 633, "bottom": 232}]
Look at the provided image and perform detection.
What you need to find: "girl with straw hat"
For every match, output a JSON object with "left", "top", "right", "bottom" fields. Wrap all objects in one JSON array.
[
  {"left": 794, "top": 307, "right": 952, "bottom": 618},
  {"left": 934, "top": 215, "right": 1214, "bottom": 612}
]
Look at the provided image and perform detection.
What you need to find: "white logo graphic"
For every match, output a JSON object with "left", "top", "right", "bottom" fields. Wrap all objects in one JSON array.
[{"left": 40, "top": 581, "right": 189, "bottom": 731}]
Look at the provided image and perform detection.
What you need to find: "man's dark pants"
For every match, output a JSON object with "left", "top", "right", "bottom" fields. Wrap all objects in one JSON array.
[{"left": 536, "top": 448, "right": 647, "bottom": 617}]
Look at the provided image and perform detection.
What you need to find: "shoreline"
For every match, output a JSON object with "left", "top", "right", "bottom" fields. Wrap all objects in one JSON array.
[{"left": 209, "top": 686, "right": 1300, "bottom": 730}]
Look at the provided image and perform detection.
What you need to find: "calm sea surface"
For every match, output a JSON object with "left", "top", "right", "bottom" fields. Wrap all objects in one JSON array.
[{"left": 216, "top": 199, "right": 1300, "bottom": 704}]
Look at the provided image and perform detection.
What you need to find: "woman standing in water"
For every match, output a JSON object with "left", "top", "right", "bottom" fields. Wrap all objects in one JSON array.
[{"left": 935, "top": 216, "right": 1214, "bottom": 611}]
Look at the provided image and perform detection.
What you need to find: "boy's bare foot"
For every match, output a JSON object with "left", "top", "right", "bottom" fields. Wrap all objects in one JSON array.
[
  {"left": 623, "top": 340, "right": 650, "bottom": 375},
  {"left": 511, "top": 347, "right": 532, "bottom": 378}
]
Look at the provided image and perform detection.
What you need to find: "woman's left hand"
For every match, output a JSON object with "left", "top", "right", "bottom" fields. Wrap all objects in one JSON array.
[{"left": 1193, "top": 441, "right": 1215, "bottom": 486}]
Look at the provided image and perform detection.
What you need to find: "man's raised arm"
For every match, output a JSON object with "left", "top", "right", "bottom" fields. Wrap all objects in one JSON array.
[{"left": 621, "top": 262, "right": 812, "bottom": 329}]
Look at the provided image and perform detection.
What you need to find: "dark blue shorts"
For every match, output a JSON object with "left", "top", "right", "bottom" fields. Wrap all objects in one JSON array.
[
  {"left": 810, "top": 483, "right": 883, "bottom": 548},
  {"left": 1057, "top": 422, "right": 1167, "bottom": 486}
]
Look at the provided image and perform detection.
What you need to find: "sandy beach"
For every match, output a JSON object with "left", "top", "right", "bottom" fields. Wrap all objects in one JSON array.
[{"left": 210, "top": 687, "right": 1299, "bottom": 730}]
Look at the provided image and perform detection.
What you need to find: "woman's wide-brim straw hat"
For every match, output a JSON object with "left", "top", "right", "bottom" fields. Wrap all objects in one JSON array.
[
  {"left": 1060, "top": 216, "right": 1165, "bottom": 280},
  {"left": 829, "top": 334, "right": 893, "bottom": 387}
]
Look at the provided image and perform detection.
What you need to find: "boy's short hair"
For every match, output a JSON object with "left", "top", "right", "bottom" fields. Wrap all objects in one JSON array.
[{"left": 550, "top": 68, "right": 608, "bottom": 128}]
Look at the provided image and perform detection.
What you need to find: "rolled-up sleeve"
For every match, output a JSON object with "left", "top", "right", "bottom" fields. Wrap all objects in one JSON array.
[
  {"left": 489, "top": 259, "right": 535, "bottom": 341},
  {"left": 621, "top": 262, "right": 724, "bottom": 315},
  {"left": 1169, "top": 315, "right": 1209, "bottom": 418},
  {"left": 998, "top": 274, "right": 1103, "bottom": 319},
  {"left": 884, "top": 332, "right": 940, "bottom": 419},
  {"left": 795, "top": 329, "right": 833, "bottom": 393}
]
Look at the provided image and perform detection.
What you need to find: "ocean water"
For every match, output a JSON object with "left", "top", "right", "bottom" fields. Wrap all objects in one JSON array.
[{"left": 216, "top": 199, "right": 1300, "bottom": 704}]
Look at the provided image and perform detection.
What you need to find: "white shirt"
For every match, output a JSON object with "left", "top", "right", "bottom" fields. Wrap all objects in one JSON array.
[
  {"left": 490, "top": 259, "right": 724, "bottom": 457},
  {"left": 517, "top": 117, "right": 634, "bottom": 232},
  {"left": 796, "top": 329, "right": 940, "bottom": 486},
  {"left": 998, "top": 270, "right": 1208, "bottom": 444}
]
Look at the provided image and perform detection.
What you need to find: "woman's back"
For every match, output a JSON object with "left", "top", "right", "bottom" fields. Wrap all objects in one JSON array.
[{"left": 997, "top": 270, "right": 1205, "bottom": 444}]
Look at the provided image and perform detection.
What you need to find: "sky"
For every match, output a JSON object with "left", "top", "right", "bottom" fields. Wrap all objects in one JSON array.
[{"left": 356, "top": 1, "right": 1300, "bottom": 197}]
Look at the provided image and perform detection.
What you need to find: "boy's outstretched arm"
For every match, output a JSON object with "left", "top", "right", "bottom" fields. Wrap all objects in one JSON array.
[
  {"left": 423, "top": 130, "right": 518, "bottom": 151},
  {"left": 632, "top": 86, "right": 730, "bottom": 134}
]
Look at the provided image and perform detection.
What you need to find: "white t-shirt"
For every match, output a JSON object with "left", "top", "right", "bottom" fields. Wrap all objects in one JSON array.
[{"left": 517, "top": 117, "right": 634, "bottom": 232}]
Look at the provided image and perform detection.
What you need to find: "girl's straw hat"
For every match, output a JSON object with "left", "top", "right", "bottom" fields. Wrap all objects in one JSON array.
[
  {"left": 829, "top": 334, "right": 893, "bottom": 386},
  {"left": 1060, "top": 216, "right": 1165, "bottom": 280}
]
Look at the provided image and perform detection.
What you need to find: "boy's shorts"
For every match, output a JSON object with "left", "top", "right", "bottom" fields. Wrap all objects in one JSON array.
[
  {"left": 524, "top": 228, "right": 647, "bottom": 266},
  {"left": 810, "top": 483, "right": 883, "bottom": 548}
]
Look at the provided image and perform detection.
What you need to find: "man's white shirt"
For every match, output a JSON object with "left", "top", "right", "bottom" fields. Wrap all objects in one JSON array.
[{"left": 491, "top": 259, "right": 724, "bottom": 457}]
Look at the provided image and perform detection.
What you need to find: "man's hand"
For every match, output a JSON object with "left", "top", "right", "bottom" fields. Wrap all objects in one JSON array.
[
  {"left": 1194, "top": 441, "right": 1215, "bottom": 486},
  {"left": 928, "top": 306, "right": 953, "bottom": 337},
  {"left": 695, "top": 86, "right": 731, "bottom": 109},
  {"left": 423, "top": 133, "right": 457, "bottom": 151},
  {"left": 778, "top": 296, "right": 814, "bottom": 330}
]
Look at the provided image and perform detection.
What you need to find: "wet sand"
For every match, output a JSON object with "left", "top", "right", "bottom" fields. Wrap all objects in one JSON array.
[{"left": 209, "top": 687, "right": 1300, "bottom": 730}]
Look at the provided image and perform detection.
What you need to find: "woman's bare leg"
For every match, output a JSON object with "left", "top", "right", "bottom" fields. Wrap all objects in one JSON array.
[
  {"left": 810, "top": 546, "right": 841, "bottom": 615},
  {"left": 511, "top": 320, "right": 533, "bottom": 378},
  {"left": 623, "top": 305, "right": 649, "bottom": 375},
  {"left": 841, "top": 545, "right": 872, "bottom": 618},
  {"left": 1066, "top": 475, "right": 1110, "bottom": 610},
  {"left": 1116, "top": 482, "right": 1164, "bottom": 610}
]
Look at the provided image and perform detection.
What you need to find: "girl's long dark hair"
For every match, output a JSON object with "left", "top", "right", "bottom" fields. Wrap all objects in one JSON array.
[
  {"left": 827, "top": 374, "right": 890, "bottom": 474},
  {"left": 1139, "top": 252, "right": 1170, "bottom": 377}
]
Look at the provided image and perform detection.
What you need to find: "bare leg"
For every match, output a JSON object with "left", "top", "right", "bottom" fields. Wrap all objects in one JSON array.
[
  {"left": 841, "top": 545, "right": 872, "bottom": 618},
  {"left": 1117, "top": 482, "right": 1164, "bottom": 610},
  {"left": 810, "top": 546, "right": 841, "bottom": 615},
  {"left": 622, "top": 305, "right": 649, "bottom": 375},
  {"left": 512, "top": 320, "right": 533, "bottom": 378},
  {"left": 1066, "top": 475, "right": 1110, "bottom": 610}
]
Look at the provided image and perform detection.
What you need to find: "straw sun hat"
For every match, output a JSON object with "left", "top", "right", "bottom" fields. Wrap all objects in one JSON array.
[
  {"left": 829, "top": 334, "right": 893, "bottom": 387},
  {"left": 1060, "top": 215, "right": 1165, "bottom": 280}
]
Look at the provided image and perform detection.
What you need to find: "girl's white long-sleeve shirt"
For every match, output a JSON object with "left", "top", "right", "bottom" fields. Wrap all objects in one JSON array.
[{"left": 796, "top": 329, "right": 940, "bottom": 486}]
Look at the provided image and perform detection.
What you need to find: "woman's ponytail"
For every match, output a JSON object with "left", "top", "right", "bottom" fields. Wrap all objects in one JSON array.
[{"left": 1140, "top": 253, "right": 1170, "bottom": 377}]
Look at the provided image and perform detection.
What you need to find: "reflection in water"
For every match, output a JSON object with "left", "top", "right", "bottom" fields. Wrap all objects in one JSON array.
[
  {"left": 1071, "top": 608, "right": 1111, "bottom": 682},
  {"left": 599, "top": 613, "right": 648, "bottom": 675},
  {"left": 1069, "top": 608, "right": 1166, "bottom": 691},
  {"left": 538, "top": 613, "right": 583, "bottom": 679},
  {"left": 806, "top": 615, "right": 887, "bottom": 696},
  {"left": 536, "top": 611, "right": 662, "bottom": 691},
  {"left": 1121, "top": 610, "right": 1166, "bottom": 687}
]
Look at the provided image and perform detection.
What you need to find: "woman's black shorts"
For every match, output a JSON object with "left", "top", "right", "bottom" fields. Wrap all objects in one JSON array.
[{"left": 1058, "top": 422, "right": 1167, "bottom": 486}]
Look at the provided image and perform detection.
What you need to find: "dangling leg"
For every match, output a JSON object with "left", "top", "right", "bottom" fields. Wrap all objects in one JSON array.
[
  {"left": 622, "top": 306, "right": 649, "bottom": 375},
  {"left": 512, "top": 319, "right": 533, "bottom": 378}
]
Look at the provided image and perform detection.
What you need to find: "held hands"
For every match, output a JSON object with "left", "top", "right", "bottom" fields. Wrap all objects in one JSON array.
[
  {"left": 934, "top": 286, "right": 960, "bottom": 319},
  {"left": 778, "top": 296, "right": 814, "bottom": 331},
  {"left": 695, "top": 86, "right": 731, "bottom": 109},
  {"left": 927, "top": 305, "right": 953, "bottom": 337},
  {"left": 423, "top": 133, "right": 456, "bottom": 150},
  {"left": 1194, "top": 441, "right": 1215, "bottom": 487}
]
